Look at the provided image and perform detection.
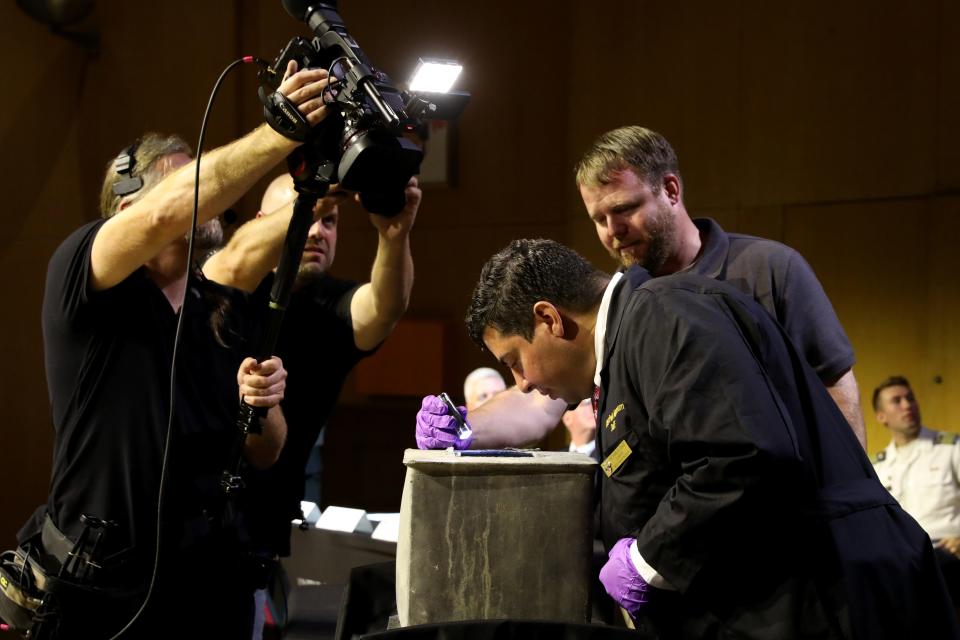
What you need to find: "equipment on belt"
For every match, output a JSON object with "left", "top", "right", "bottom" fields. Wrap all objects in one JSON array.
[{"left": 0, "top": 513, "right": 116, "bottom": 639}]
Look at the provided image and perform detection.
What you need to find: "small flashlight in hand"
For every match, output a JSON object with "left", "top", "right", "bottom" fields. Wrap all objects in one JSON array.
[{"left": 439, "top": 392, "right": 472, "bottom": 441}]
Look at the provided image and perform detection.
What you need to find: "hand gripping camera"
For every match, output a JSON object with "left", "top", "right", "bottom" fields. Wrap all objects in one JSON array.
[{"left": 260, "top": 0, "right": 468, "bottom": 215}]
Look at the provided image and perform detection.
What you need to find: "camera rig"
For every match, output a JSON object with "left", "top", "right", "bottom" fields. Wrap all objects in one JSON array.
[
  {"left": 226, "top": 0, "right": 469, "bottom": 495},
  {"left": 258, "top": 0, "right": 467, "bottom": 216}
]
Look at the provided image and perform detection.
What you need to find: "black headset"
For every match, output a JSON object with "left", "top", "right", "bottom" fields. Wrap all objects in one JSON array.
[{"left": 111, "top": 140, "right": 144, "bottom": 197}]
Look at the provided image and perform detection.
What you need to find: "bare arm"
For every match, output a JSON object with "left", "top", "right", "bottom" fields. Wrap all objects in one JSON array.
[
  {"left": 468, "top": 386, "right": 568, "bottom": 448},
  {"left": 237, "top": 356, "right": 288, "bottom": 469},
  {"left": 90, "top": 65, "right": 329, "bottom": 292},
  {"left": 349, "top": 178, "right": 420, "bottom": 351},
  {"left": 245, "top": 406, "right": 288, "bottom": 470},
  {"left": 825, "top": 368, "right": 867, "bottom": 450}
]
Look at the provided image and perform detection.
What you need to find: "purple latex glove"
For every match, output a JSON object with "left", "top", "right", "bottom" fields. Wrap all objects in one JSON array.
[
  {"left": 416, "top": 395, "right": 473, "bottom": 450},
  {"left": 599, "top": 537, "right": 650, "bottom": 619}
]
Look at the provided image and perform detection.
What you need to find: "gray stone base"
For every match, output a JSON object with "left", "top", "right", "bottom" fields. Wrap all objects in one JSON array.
[{"left": 396, "top": 449, "right": 597, "bottom": 626}]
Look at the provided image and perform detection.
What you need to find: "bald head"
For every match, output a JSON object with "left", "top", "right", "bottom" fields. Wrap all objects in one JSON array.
[
  {"left": 260, "top": 174, "right": 297, "bottom": 215},
  {"left": 463, "top": 367, "right": 507, "bottom": 411}
]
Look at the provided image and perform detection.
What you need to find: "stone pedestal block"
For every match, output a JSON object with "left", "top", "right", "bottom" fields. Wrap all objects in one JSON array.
[{"left": 396, "top": 449, "right": 597, "bottom": 626}]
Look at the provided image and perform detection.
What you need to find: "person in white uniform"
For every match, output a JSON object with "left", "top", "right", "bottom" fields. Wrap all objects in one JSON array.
[{"left": 872, "top": 375, "right": 960, "bottom": 610}]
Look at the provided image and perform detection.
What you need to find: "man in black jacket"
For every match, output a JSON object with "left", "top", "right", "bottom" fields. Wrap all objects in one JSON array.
[{"left": 463, "top": 238, "right": 957, "bottom": 639}]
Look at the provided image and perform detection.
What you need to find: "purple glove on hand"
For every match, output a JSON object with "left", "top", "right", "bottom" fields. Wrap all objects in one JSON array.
[
  {"left": 416, "top": 395, "right": 473, "bottom": 450},
  {"left": 599, "top": 537, "right": 650, "bottom": 619}
]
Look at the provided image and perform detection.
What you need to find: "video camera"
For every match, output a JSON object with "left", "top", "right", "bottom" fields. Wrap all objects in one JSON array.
[{"left": 260, "top": 0, "right": 469, "bottom": 215}]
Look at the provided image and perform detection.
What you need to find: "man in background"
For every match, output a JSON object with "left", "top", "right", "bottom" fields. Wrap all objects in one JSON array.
[
  {"left": 463, "top": 366, "right": 507, "bottom": 411},
  {"left": 872, "top": 375, "right": 960, "bottom": 610}
]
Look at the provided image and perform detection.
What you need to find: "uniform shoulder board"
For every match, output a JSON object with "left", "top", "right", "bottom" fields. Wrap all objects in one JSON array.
[
  {"left": 873, "top": 450, "right": 886, "bottom": 463},
  {"left": 932, "top": 431, "right": 960, "bottom": 445}
]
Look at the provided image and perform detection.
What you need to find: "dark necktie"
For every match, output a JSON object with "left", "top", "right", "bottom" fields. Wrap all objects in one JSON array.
[{"left": 591, "top": 384, "right": 600, "bottom": 423}]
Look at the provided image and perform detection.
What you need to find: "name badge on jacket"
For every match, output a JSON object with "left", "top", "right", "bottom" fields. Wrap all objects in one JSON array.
[{"left": 601, "top": 439, "right": 632, "bottom": 477}]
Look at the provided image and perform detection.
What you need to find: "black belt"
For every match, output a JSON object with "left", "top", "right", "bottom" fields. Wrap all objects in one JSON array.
[
  {"left": 36, "top": 515, "right": 143, "bottom": 590},
  {"left": 39, "top": 514, "right": 74, "bottom": 568}
]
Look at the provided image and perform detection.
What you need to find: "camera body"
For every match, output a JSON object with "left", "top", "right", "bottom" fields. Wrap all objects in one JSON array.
[{"left": 260, "top": 2, "right": 424, "bottom": 215}]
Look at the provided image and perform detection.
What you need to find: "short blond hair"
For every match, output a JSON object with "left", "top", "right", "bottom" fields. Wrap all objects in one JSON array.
[{"left": 574, "top": 125, "right": 680, "bottom": 192}]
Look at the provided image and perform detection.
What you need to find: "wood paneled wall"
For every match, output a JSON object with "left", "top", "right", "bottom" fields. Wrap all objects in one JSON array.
[{"left": 2, "top": 0, "right": 957, "bottom": 542}]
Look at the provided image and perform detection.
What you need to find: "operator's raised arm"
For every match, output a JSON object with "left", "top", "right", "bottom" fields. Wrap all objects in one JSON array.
[
  {"left": 350, "top": 177, "right": 419, "bottom": 350},
  {"left": 90, "top": 62, "right": 328, "bottom": 293}
]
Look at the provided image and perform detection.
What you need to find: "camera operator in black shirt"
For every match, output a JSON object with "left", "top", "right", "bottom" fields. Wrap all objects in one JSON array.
[
  {"left": 203, "top": 172, "right": 418, "bottom": 613},
  {"left": 204, "top": 170, "right": 418, "bottom": 637},
  {"left": 15, "top": 64, "right": 330, "bottom": 639}
]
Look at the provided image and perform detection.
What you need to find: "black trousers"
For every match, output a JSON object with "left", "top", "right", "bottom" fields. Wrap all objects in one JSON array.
[
  {"left": 44, "top": 542, "right": 255, "bottom": 640},
  {"left": 935, "top": 545, "right": 960, "bottom": 609}
]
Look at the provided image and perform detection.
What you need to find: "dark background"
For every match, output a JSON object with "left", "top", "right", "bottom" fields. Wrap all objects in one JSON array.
[{"left": 2, "top": 0, "right": 959, "bottom": 545}]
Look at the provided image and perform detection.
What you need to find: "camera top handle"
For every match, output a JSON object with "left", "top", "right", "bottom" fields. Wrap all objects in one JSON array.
[{"left": 290, "top": 1, "right": 405, "bottom": 129}]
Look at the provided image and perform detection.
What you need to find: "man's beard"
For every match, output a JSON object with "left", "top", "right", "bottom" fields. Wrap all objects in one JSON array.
[
  {"left": 296, "top": 254, "right": 330, "bottom": 284},
  {"left": 297, "top": 262, "right": 327, "bottom": 282},
  {"left": 610, "top": 203, "right": 676, "bottom": 274},
  {"left": 189, "top": 218, "right": 224, "bottom": 253}
]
